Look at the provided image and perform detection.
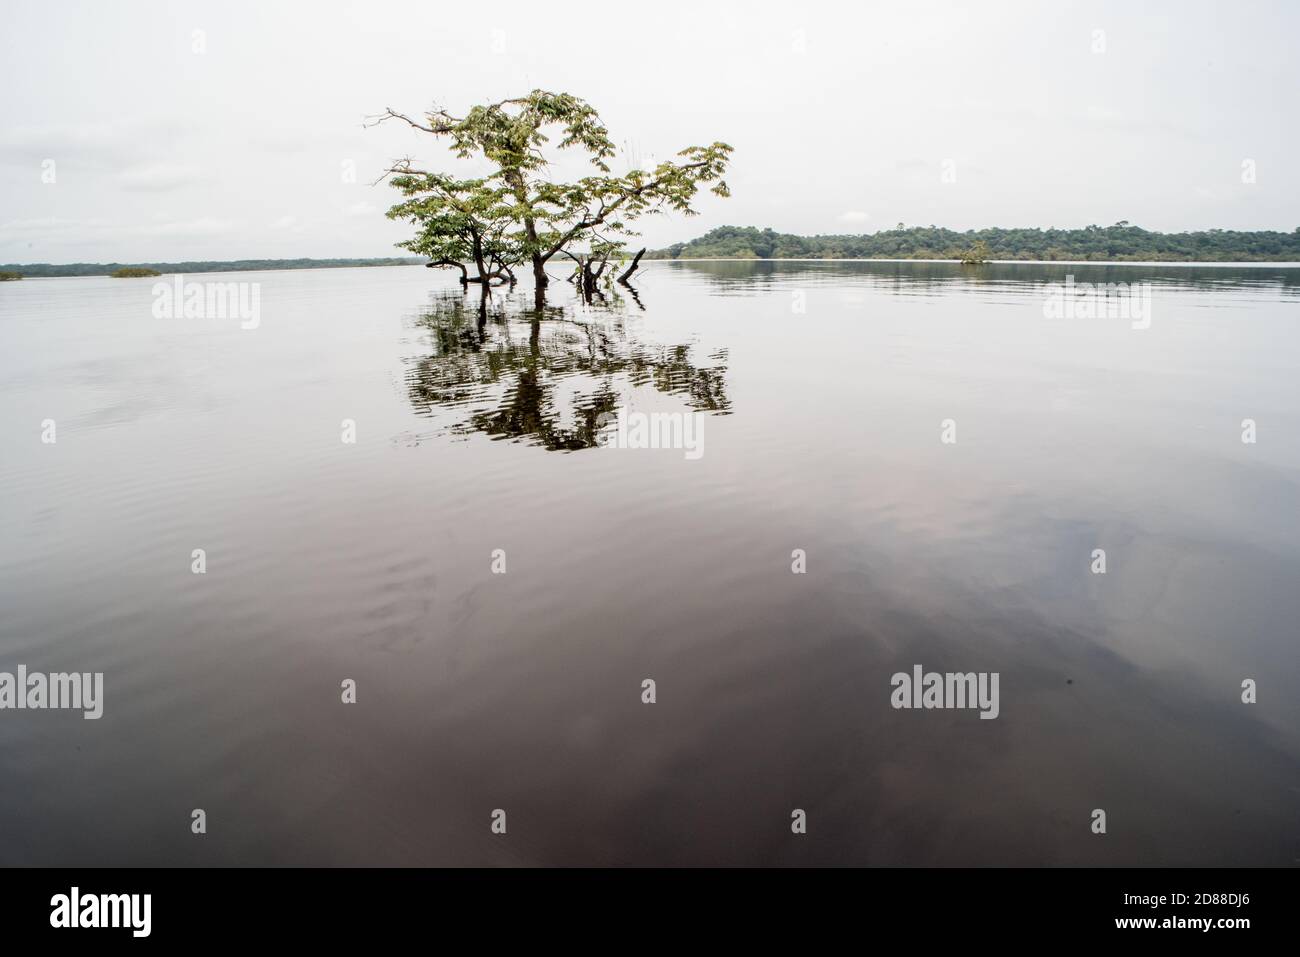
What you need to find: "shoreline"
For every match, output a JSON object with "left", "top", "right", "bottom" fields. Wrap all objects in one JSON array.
[
  {"left": 7, "top": 258, "right": 1300, "bottom": 280},
  {"left": 657, "top": 257, "right": 1300, "bottom": 267}
]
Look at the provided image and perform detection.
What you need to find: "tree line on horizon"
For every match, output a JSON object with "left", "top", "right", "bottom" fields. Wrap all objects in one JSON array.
[
  {"left": 648, "top": 224, "right": 1300, "bottom": 262},
  {"left": 11, "top": 222, "right": 1297, "bottom": 280}
]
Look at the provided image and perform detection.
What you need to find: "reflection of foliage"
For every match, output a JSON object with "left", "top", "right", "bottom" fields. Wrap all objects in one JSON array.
[
  {"left": 650, "top": 223, "right": 1300, "bottom": 262},
  {"left": 667, "top": 258, "right": 1300, "bottom": 294},
  {"left": 404, "top": 289, "right": 731, "bottom": 451}
]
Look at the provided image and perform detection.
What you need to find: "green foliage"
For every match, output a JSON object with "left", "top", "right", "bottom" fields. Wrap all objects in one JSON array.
[
  {"left": 110, "top": 266, "right": 162, "bottom": 278},
  {"left": 374, "top": 90, "right": 732, "bottom": 281},
  {"left": 650, "top": 224, "right": 1300, "bottom": 262},
  {"left": 439, "top": 90, "right": 616, "bottom": 174},
  {"left": 384, "top": 172, "right": 521, "bottom": 281},
  {"left": 0, "top": 270, "right": 22, "bottom": 281}
]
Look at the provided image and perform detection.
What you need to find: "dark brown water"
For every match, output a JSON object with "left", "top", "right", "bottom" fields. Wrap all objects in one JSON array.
[{"left": 1, "top": 260, "right": 1297, "bottom": 865}]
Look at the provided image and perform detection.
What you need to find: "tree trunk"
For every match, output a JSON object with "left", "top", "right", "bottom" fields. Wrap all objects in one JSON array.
[
  {"left": 505, "top": 168, "right": 546, "bottom": 291},
  {"left": 469, "top": 226, "right": 490, "bottom": 284}
]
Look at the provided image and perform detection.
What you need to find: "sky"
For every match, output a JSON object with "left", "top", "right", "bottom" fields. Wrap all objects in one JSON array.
[{"left": 1, "top": 0, "right": 1296, "bottom": 264}]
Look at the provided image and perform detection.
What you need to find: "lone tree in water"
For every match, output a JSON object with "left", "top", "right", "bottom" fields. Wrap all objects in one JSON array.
[
  {"left": 959, "top": 239, "right": 992, "bottom": 265},
  {"left": 370, "top": 90, "right": 732, "bottom": 294}
]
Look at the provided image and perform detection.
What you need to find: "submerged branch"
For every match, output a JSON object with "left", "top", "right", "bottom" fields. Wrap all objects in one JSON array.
[{"left": 618, "top": 248, "right": 646, "bottom": 283}]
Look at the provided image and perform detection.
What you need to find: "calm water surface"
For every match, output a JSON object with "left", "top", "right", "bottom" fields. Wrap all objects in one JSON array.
[{"left": 1, "top": 261, "right": 1297, "bottom": 865}]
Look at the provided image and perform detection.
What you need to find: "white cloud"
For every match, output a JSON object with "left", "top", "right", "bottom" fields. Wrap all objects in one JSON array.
[
  {"left": 118, "top": 164, "right": 207, "bottom": 192},
  {"left": 0, "top": 120, "right": 190, "bottom": 168},
  {"left": 0, "top": 216, "right": 234, "bottom": 245},
  {"left": 0, "top": 123, "right": 120, "bottom": 164},
  {"left": 140, "top": 217, "right": 234, "bottom": 238}
]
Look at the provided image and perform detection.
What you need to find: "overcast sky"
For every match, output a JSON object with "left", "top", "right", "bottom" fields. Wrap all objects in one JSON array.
[{"left": 2, "top": 0, "right": 1296, "bottom": 264}]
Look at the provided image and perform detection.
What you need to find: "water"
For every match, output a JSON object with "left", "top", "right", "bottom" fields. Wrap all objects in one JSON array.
[{"left": 1, "top": 260, "right": 1297, "bottom": 866}]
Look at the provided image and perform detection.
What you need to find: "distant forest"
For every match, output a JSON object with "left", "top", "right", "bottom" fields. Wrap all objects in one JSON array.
[
  {"left": 648, "top": 224, "right": 1300, "bottom": 262},
  {"left": 0, "top": 257, "right": 423, "bottom": 278}
]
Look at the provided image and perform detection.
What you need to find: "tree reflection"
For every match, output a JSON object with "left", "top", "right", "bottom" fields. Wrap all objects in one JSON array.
[
  {"left": 403, "top": 285, "right": 731, "bottom": 451},
  {"left": 664, "top": 258, "right": 1300, "bottom": 295}
]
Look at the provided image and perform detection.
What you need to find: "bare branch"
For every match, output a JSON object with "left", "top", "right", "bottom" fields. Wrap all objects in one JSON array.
[{"left": 618, "top": 248, "right": 646, "bottom": 283}]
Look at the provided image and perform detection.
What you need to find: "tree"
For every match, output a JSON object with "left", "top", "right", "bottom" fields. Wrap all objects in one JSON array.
[
  {"left": 384, "top": 171, "right": 521, "bottom": 285},
  {"left": 370, "top": 90, "right": 732, "bottom": 295}
]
